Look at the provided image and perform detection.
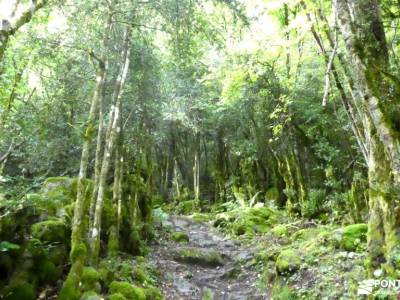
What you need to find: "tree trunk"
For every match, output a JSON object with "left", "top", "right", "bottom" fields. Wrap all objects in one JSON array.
[
  {"left": 88, "top": 26, "right": 131, "bottom": 265},
  {"left": 334, "top": 0, "right": 400, "bottom": 273}
]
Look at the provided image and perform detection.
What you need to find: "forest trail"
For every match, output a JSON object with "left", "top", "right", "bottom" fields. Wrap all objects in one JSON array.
[{"left": 149, "top": 216, "right": 266, "bottom": 300}]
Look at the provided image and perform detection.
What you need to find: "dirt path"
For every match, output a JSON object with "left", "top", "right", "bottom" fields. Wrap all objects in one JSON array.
[{"left": 149, "top": 215, "right": 267, "bottom": 300}]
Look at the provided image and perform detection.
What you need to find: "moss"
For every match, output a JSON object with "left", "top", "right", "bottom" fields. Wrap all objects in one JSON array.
[
  {"left": 202, "top": 289, "right": 214, "bottom": 300},
  {"left": 80, "top": 291, "right": 103, "bottom": 300},
  {"left": 271, "top": 224, "right": 288, "bottom": 237},
  {"left": 276, "top": 249, "right": 301, "bottom": 275},
  {"left": 47, "top": 244, "right": 67, "bottom": 265},
  {"left": 132, "top": 266, "right": 150, "bottom": 284},
  {"left": 171, "top": 231, "right": 189, "bottom": 243},
  {"left": 108, "top": 293, "right": 127, "bottom": 300},
  {"left": 59, "top": 272, "right": 82, "bottom": 300},
  {"left": 108, "top": 281, "right": 146, "bottom": 300},
  {"left": 70, "top": 243, "right": 87, "bottom": 262},
  {"left": 141, "top": 223, "right": 154, "bottom": 241},
  {"left": 31, "top": 219, "right": 68, "bottom": 244},
  {"left": 173, "top": 247, "right": 223, "bottom": 267},
  {"left": 2, "top": 282, "right": 36, "bottom": 300},
  {"left": 143, "top": 286, "right": 163, "bottom": 300},
  {"left": 335, "top": 223, "right": 368, "bottom": 251},
  {"left": 37, "top": 260, "right": 60, "bottom": 284},
  {"left": 81, "top": 267, "right": 101, "bottom": 292}
]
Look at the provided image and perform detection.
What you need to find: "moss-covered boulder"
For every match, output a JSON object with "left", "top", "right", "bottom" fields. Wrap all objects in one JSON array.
[
  {"left": 108, "top": 293, "right": 127, "bottom": 300},
  {"left": 271, "top": 225, "right": 288, "bottom": 237},
  {"left": 171, "top": 231, "right": 189, "bottom": 243},
  {"left": 334, "top": 223, "right": 367, "bottom": 251},
  {"left": 275, "top": 249, "right": 301, "bottom": 275},
  {"left": 80, "top": 291, "right": 103, "bottom": 300},
  {"left": 2, "top": 281, "right": 36, "bottom": 300},
  {"left": 81, "top": 267, "right": 101, "bottom": 293},
  {"left": 173, "top": 247, "right": 224, "bottom": 267},
  {"left": 37, "top": 260, "right": 61, "bottom": 284},
  {"left": 108, "top": 281, "right": 146, "bottom": 300},
  {"left": 31, "top": 219, "right": 68, "bottom": 244}
]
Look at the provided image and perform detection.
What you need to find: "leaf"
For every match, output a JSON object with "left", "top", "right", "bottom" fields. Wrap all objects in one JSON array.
[{"left": 0, "top": 241, "right": 21, "bottom": 252}]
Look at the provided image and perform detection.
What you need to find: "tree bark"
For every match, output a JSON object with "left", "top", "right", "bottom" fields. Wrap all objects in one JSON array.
[
  {"left": 88, "top": 26, "right": 131, "bottom": 265},
  {"left": 334, "top": 0, "right": 400, "bottom": 273}
]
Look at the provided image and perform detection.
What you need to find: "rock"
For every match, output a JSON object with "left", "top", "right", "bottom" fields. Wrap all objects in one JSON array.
[
  {"left": 173, "top": 247, "right": 224, "bottom": 267},
  {"left": 31, "top": 219, "right": 69, "bottom": 244},
  {"left": 275, "top": 249, "right": 301, "bottom": 275},
  {"left": 334, "top": 223, "right": 367, "bottom": 251},
  {"left": 81, "top": 267, "right": 101, "bottom": 293},
  {"left": 108, "top": 293, "right": 127, "bottom": 300},
  {"left": 2, "top": 281, "right": 36, "bottom": 300},
  {"left": 171, "top": 231, "right": 189, "bottom": 243},
  {"left": 79, "top": 291, "right": 102, "bottom": 300},
  {"left": 271, "top": 225, "right": 288, "bottom": 237}
]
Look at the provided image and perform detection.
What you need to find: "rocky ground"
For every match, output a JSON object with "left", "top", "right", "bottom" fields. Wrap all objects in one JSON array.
[{"left": 149, "top": 215, "right": 266, "bottom": 300}]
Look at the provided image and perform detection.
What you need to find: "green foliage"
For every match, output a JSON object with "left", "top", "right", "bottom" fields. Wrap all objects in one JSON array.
[
  {"left": 214, "top": 206, "right": 282, "bottom": 236},
  {"left": 0, "top": 241, "right": 21, "bottom": 253},
  {"left": 301, "top": 189, "right": 326, "bottom": 219}
]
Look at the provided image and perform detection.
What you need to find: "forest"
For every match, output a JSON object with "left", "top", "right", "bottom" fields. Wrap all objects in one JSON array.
[{"left": 0, "top": 0, "right": 400, "bottom": 299}]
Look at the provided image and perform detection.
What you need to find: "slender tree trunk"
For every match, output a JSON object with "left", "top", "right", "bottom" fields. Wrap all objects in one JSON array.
[
  {"left": 89, "top": 27, "right": 131, "bottom": 265},
  {"left": 59, "top": 50, "right": 106, "bottom": 300},
  {"left": 71, "top": 57, "right": 106, "bottom": 252},
  {"left": 193, "top": 133, "right": 200, "bottom": 201}
]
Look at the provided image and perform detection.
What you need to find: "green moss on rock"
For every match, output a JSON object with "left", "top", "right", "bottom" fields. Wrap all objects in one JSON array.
[
  {"left": 108, "top": 293, "right": 127, "bottom": 300},
  {"left": 171, "top": 231, "right": 189, "bottom": 243},
  {"left": 81, "top": 267, "right": 101, "bottom": 292},
  {"left": 173, "top": 247, "right": 224, "bottom": 267},
  {"left": 108, "top": 281, "right": 146, "bottom": 300},
  {"left": 80, "top": 291, "right": 103, "bottom": 300},
  {"left": 37, "top": 260, "right": 60, "bottom": 284},
  {"left": 271, "top": 225, "right": 288, "bottom": 237},
  {"left": 276, "top": 249, "right": 301, "bottom": 275},
  {"left": 334, "top": 223, "right": 368, "bottom": 251},
  {"left": 31, "top": 219, "right": 68, "bottom": 244},
  {"left": 2, "top": 282, "right": 36, "bottom": 300}
]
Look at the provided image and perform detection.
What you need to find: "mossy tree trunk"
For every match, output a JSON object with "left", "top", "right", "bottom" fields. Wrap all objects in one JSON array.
[
  {"left": 334, "top": 0, "right": 400, "bottom": 273},
  {"left": 59, "top": 40, "right": 107, "bottom": 300},
  {"left": 89, "top": 26, "right": 131, "bottom": 265}
]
